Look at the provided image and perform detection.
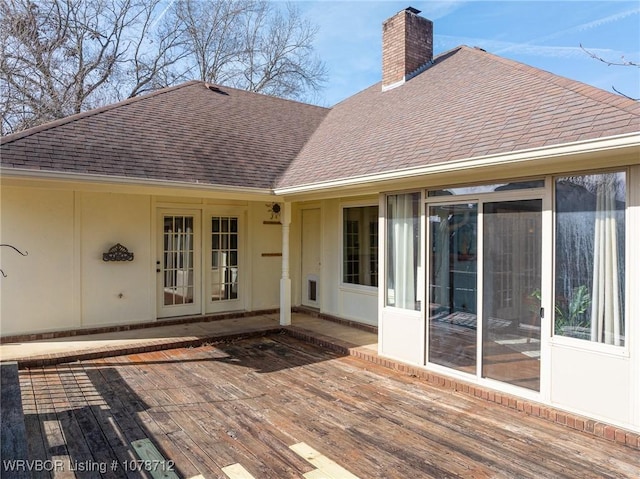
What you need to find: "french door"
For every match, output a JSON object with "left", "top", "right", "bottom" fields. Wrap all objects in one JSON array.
[
  {"left": 157, "top": 210, "right": 243, "bottom": 318},
  {"left": 206, "top": 216, "right": 242, "bottom": 313},
  {"left": 158, "top": 211, "right": 201, "bottom": 318},
  {"left": 428, "top": 197, "right": 542, "bottom": 391}
]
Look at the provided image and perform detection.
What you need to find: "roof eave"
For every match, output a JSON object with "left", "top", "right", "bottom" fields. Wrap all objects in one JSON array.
[
  {"left": 0, "top": 168, "right": 276, "bottom": 199},
  {"left": 274, "top": 133, "right": 640, "bottom": 196}
]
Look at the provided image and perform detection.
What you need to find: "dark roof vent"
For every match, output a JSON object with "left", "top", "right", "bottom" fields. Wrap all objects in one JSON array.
[
  {"left": 473, "top": 46, "right": 487, "bottom": 52},
  {"left": 205, "top": 83, "right": 229, "bottom": 95},
  {"left": 406, "top": 7, "right": 421, "bottom": 14}
]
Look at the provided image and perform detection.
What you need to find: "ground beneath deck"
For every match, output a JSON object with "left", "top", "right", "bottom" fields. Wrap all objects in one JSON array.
[{"left": 19, "top": 335, "right": 639, "bottom": 479}]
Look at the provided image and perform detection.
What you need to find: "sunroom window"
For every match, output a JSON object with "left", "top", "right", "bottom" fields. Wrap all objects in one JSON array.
[
  {"left": 386, "top": 192, "right": 421, "bottom": 310},
  {"left": 343, "top": 206, "right": 378, "bottom": 287},
  {"left": 554, "top": 171, "right": 626, "bottom": 346}
]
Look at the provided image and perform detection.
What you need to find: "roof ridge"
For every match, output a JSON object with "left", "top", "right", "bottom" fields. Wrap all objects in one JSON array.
[
  {"left": 1, "top": 81, "right": 203, "bottom": 145},
  {"left": 460, "top": 46, "right": 640, "bottom": 116}
]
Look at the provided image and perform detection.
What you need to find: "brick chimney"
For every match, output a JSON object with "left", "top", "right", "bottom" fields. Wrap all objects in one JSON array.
[{"left": 382, "top": 7, "right": 433, "bottom": 91}]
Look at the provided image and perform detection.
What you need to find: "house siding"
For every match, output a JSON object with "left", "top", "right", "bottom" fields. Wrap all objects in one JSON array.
[{"left": 0, "top": 184, "right": 284, "bottom": 336}]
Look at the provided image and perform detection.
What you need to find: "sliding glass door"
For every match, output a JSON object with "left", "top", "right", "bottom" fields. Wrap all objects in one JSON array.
[
  {"left": 428, "top": 196, "right": 542, "bottom": 391},
  {"left": 482, "top": 200, "right": 542, "bottom": 391},
  {"left": 428, "top": 203, "right": 478, "bottom": 374}
]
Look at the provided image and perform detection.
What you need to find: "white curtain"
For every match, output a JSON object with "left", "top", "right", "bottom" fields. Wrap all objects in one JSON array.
[
  {"left": 590, "top": 176, "right": 621, "bottom": 345},
  {"left": 389, "top": 194, "right": 416, "bottom": 309},
  {"left": 433, "top": 214, "right": 450, "bottom": 307}
]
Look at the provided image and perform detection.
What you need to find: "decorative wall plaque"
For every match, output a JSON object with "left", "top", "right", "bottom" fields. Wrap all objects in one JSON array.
[{"left": 103, "top": 243, "right": 134, "bottom": 262}]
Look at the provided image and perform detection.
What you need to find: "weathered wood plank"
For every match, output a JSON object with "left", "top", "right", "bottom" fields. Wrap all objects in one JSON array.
[
  {"left": 130, "top": 438, "right": 179, "bottom": 479},
  {"left": 290, "top": 442, "right": 361, "bottom": 479},
  {"left": 1, "top": 362, "right": 30, "bottom": 479},
  {"left": 20, "top": 336, "right": 640, "bottom": 479},
  {"left": 221, "top": 463, "right": 257, "bottom": 479}
]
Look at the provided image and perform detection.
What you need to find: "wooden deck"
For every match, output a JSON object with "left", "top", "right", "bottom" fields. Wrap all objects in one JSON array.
[{"left": 19, "top": 335, "right": 640, "bottom": 479}]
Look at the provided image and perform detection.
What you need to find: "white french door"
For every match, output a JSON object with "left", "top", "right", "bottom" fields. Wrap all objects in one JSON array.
[
  {"left": 157, "top": 209, "right": 244, "bottom": 318},
  {"left": 157, "top": 211, "right": 201, "bottom": 318},
  {"left": 205, "top": 215, "right": 243, "bottom": 313}
]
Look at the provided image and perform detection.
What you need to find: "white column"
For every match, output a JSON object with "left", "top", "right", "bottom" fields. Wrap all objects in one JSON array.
[{"left": 280, "top": 202, "right": 292, "bottom": 326}]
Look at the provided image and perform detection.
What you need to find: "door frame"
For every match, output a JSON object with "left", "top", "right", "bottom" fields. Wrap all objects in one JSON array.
[
  {"left": 156, "top": 206, "right": 247, "bottom": 318},
  {"left": 424, "top": 185, "right": 549, "bottom": 398},
  {"left": 156, "top": 209, "right": 202, "bottom": 318},
  {"left": 301, "top": 207, "right": 322, "bottom": 308}
]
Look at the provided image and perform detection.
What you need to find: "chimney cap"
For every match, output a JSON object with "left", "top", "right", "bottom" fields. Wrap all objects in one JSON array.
[{"left": 405, "top": 6, "right": 421, "bottom": 15}]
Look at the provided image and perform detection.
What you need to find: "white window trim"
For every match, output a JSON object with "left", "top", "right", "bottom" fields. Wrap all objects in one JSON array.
[
  {"left": 550, "top": 167, "right": 630, "bottom": 357},
  {"left": 340, "top": 201, "right": 379, "bottom": 290}
]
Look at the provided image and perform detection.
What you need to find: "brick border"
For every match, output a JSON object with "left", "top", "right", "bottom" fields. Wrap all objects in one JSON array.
[
  {"left": 346, "top": 346, "right": 640, "bottom": 451},
  {"left": 292, "top": 307, "right": 378, "bottom": 334},
  {"left": 0, "top": 309, "right": 278, "bottom": 344},
  {"left": 9, "top": 324, "right": 639, "bottom": 451},
  {"left": 12, "top": 327, "right": 282, "bottom": 369}
]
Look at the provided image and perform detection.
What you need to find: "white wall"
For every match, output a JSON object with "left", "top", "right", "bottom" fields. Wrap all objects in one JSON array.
[
  {"left": 248, "top": 201, "right": 284, "bottom": 311},
  {"left": 291, "top": 196, "right": 379, "bottom": 325},
  {"left": 80, "top": 192, "right": 153, "bottom": 327},
  {"left": 1, "top": 187, "right": 77, "bottom": 335},
  {"left": 550, "top": 345, "right": 631, "bottom": 426},
  {"left": 0, "top": 185, "right": 283, "bottom": 336}
]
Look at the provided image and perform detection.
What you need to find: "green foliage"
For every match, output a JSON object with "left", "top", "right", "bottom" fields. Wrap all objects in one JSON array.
[{"left": 531, "top": 285, "right": 591, "bottom": 335}]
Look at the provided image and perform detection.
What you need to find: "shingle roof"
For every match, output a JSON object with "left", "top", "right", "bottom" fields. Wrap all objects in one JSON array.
[
  {"left": 0, "top": 81, "right": 329, "bottom": 189},
  {"left": 277, "top": 46, "right": 640, "bottom": 189},
  {"left": 2, "top": 47, "right": 638, "bottom": 192}
]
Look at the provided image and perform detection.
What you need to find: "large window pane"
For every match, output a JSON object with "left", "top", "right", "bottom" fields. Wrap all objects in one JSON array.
[
  {"left": 387, "top": 193, "right": 421, "bottom": 310},
  {"left": 343, "top": 206, "right": 378, "bottom": 287},
  {"left": 428, "top": 203, "right": 477, "bottom": 373},
  {"left": 482, "top": 200, "right": 541, "bottom": 391},
  {"left": 211, "top": 216, "right": 239, "bottom": 301},
  {"left": 555, "top": 172, "right": 625, "bottom": 346},
  {"left": 163, "top": 216, "right": 194, "bottom": 305}
]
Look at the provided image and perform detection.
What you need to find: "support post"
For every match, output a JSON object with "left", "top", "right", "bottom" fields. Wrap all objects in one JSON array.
[{"left": 280, "top": 202, "right": 292, "bottom": 326}]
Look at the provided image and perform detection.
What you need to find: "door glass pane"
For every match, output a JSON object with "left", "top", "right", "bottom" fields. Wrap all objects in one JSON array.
[
  {"left": 482, "top": 200, "right": 541, "bottom": 391},
  {"left": 211, "top": 216, "right": 239, "bottom": 301},
  {"left": 163, "top": 215, "right": 195, "bottom": 305},
  {"left": 428, "top": 203, "right": 478, "bottom": 374}
]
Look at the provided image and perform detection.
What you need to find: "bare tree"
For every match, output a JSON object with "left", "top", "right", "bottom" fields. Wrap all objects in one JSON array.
[
  {"left": 580, "top": 43, "right": 639, "bottom": 101},
  {"left": 0, "top": 0, "right": 185, "bottom": 134},
  {"left": 236, "top": 2, "right": 326, "bottom": 99},
  {"left": 1, "top": 0, "right": 327, "bottom": 134},
  {"left": 173, "top": 0, "right": 327, "bottom": 100}
]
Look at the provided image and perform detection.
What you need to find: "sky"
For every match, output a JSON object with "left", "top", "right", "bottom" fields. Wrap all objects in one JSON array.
[{"left": 297, "top": 1, "right": 640, "bottom": 106}]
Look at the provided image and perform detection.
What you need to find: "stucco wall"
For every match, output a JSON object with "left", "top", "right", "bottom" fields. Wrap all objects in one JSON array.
[
  {"left": 80, "top": 192, "right": 153, "bottom": 327},
  {"left": 1, "top": 187, "right": 77, "bottom": 335},
  {"left": 248, "top": 202, "right": 283, "bottom": 311},
  {"left": 0, "top": 186, "right": 283, "bottom": 336},
  {"left": 291, "top": 196, "right": 379, "bottom": 325}
]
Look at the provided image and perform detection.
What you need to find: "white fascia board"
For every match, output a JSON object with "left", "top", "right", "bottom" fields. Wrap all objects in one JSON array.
[
  {"left": 273, "top": 133, "right": 640, "bottom": 196},
  {"left": 0, "top": 168, "right": 275, "bottom": 198}
]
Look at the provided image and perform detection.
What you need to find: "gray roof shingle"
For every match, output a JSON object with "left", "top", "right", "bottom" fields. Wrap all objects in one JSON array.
[
  {"left": 277, "top": 46, "right": 640, "bottom": 188},
  {"left": 1, "top": 81, "right": 329, "bottom": 189},
  {"left": 2, "top": 47, "right": 638, "bottom": 191}
]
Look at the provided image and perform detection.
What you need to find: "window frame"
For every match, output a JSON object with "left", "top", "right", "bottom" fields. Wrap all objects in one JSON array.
[
  {"left": 384, "top": 190, "right": 423, "bottom": 311},
  {"left": 340, "top": 202, "right": 380, "bottom": 292},
  {"left": 550, "top": 167, "right": 630, "bottom": 356}
]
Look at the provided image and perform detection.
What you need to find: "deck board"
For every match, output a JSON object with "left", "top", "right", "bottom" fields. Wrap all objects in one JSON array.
[{"left": 20, "top": 335, "right": 640, "bottom": 479}]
